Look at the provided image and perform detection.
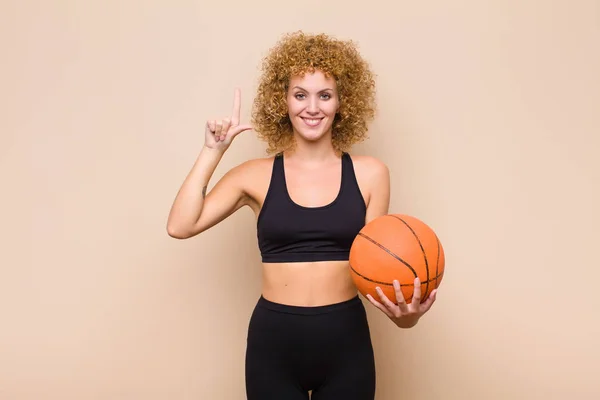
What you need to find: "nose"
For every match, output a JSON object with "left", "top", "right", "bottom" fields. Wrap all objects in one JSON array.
[{"left": 306, "top": 97, "right": 319, "bottom": 114}]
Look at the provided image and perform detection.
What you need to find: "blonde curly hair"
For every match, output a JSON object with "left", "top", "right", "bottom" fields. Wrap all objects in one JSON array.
[{"left": 251, "top": 31, "right": 377, "bottom": 154}]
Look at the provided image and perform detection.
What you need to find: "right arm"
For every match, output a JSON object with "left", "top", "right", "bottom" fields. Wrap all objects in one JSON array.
[
  {"left": 166, "top": 88, "right": 252, "bottom": 239},
  {"left": 166, "top": 147, "right": 247, "bottom": 239}
]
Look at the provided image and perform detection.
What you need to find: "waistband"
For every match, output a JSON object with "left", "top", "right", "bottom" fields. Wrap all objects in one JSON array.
[{"left": 256, "top": 295, "right": 362, "bottom": 315}]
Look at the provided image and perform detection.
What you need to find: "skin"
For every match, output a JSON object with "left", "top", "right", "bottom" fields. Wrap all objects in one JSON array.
[{"left": 166, "top": 70, "right": 437, "bottom": 328}]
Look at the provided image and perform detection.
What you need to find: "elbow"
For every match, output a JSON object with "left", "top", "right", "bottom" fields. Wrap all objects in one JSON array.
[
  {"left": 166, "top": 221, "right": 205, "bottom": 239},
  {"left": 166, "top": 224, "right": 192, "bottom": 239}
]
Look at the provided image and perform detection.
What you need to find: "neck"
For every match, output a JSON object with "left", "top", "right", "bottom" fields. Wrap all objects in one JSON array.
[{"left": 286, "top": 132, "right": 341, "bottom": 162}]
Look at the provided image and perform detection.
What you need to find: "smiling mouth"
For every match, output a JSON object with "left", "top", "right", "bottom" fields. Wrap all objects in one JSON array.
[{"left": 301, "top": 117, "right": 324, "bottom": 127}]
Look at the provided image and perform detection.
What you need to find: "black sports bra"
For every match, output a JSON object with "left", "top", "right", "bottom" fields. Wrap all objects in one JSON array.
[{"left": 256, "top": 152, "right": 367, "bottom": 263}]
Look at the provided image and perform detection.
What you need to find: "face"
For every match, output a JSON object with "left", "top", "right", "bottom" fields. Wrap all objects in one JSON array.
[{"left": 286, "top": 70, "right": 340, "bottom": 143}]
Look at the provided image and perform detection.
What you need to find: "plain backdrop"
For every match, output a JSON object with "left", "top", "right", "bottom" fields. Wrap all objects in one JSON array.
[{"left": 1, "top": 0, "right": 599, "bottom": 399}]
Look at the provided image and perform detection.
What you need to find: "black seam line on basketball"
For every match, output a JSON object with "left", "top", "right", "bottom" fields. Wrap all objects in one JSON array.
[
  {"left": 387, "top": 215, "right": 431, "bottom": 298},
  {"left": 357, "top": 232, "right": 418, "bottom": 277},
  {"left": 350, "top": 264, "right": 444, "bottom": 287},
  {"left": 387, "top": 215, "right": 431, "bottom": 295}
]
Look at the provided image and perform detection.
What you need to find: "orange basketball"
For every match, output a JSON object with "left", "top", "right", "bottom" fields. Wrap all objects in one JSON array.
[{"left": 349, "top": 214, "right": 445, "bottom": 304}]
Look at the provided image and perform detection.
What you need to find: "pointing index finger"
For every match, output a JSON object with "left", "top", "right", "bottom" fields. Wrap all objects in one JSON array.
[{"left": 231, "top": 88, "right": 241, "bottom": 126}]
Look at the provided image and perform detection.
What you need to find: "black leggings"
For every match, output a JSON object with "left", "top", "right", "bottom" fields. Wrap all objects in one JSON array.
[{"left": 245, "top": 295, "right": 376, "bottom": 399}]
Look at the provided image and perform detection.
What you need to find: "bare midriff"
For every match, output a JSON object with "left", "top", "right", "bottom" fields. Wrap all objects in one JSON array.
[{"left": 261, "top": 260, "right": 358, "bottom": 306}]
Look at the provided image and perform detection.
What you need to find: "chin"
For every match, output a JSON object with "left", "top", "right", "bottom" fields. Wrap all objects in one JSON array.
[{"left": 297, "top": 130, "right": 328, "bottom": 142}]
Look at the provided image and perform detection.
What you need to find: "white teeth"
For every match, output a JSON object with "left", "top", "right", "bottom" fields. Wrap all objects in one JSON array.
[{"left": 302, "top": 118, "right": 322, "bottom": 126}]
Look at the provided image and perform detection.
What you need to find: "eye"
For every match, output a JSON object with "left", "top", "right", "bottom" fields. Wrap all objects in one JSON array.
[
  {"left": 320, "top": 93, "right": 332, "bottom": 100},
  {"left": 295, "top": 93, "right": 306, "bottom": 100}
]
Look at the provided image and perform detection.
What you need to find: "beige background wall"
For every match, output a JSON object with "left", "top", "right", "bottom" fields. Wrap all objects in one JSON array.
[{"left": 2, "top": 0, "right": 599, "bottom": 399}]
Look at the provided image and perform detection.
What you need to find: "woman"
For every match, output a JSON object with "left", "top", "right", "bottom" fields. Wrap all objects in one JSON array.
[{"left": 167, "top": 31, "right": 437, "bottom": 400}]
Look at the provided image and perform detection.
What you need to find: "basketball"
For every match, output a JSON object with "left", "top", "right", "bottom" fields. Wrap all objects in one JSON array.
[{"left": 349, "top": 214, "right": 445, "bottom": 304}]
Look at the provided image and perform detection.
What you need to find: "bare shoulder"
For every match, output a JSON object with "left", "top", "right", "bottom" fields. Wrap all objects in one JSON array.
[
  {"left": 230, "top": 155, "right": 275, "bottom": 212},
  {"left": 348, "top": 154, "right": 390, "bottom": 181},
  {"left": 348, "top": 154, "right": 390, "bottom": 212},
  {"left": 232, "top": 155, "right": 274, "bottom": 185},
  {"left": 236, "top": 155, "right": 274, "bottom": 173}
]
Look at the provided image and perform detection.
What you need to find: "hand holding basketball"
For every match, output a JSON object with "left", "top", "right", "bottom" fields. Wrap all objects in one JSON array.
[
  {"left": 366, "top": 277, "right": 438, "bottom": 328},
  {"left": 204, "top": 88, "right": 253, "bottom": 151},
  {"left": 348, "top": 213, "right": 446, "bottom": 328}
]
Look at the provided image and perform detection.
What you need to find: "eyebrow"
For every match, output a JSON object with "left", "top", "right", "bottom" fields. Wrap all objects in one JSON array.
[{"left": 292, "top": 86, "right": 334, "bottom": 92}]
